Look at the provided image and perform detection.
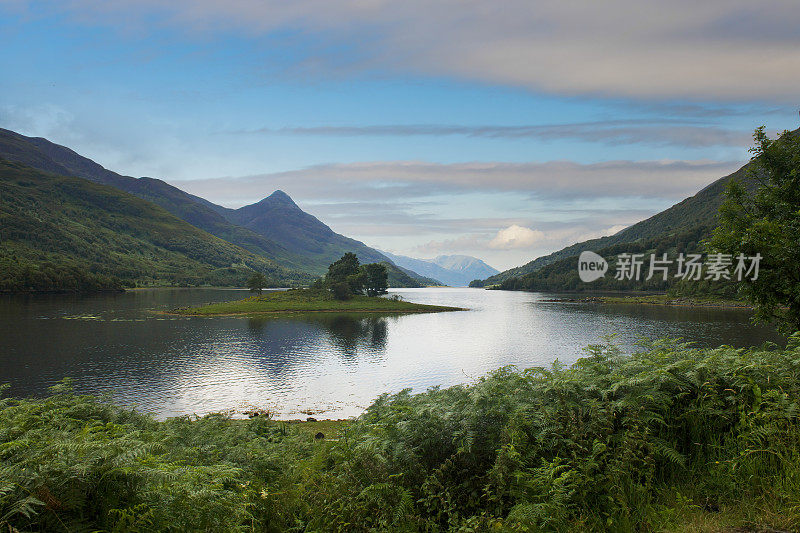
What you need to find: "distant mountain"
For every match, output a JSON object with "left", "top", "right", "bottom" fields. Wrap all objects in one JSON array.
[
  {"left": 0, "top": 159, "right": 310, "bottom": 292},
  {"left": 0, "top": 127, "right": 434, "bottom": 287},
  {"left": 382, "top": 252, "right": 498, "bottom": 287},
  {"left": 382, "top": 262, "right": 440, "bottom": 288},
  {"left": 475, "top": 159, "right": 761, "bottom": 291}
]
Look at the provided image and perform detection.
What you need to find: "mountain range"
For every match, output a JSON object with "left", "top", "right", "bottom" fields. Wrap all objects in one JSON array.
[
  {"left": 0, "top": 128, "right": 438, "bottom": 290},
  {"left": 381, "top": 252, "right": 498, "bottom": 287}
]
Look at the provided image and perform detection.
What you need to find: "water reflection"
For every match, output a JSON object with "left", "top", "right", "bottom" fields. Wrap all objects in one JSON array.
[
  {"left": 0, "top": 288, "right": 786, "bottom": 419},
  {"left": 246, "top": 314, "right": 389, "bottom": 356}
]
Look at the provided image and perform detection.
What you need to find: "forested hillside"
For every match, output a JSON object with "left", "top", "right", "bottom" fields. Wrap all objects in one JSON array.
[{"left": 0, "top": 159, "right": 311, "bottom": 292}]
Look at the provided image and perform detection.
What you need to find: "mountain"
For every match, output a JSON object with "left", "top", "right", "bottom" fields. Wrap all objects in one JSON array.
[
  {"left": 0, "top": 128, "right": 434, "bottom": 286},
  {"left": 0, "top": 128, "right": 297, "bottom": 264},
  {"left": 382, "top": 252, "right": 498, "bottom": 287},
  {"left": 474, "top": 161, "right": 758, "bottom": 289},
  {"left": 431, "top": 255, "right": 499, "bottom": 285},
  {"left": 0, "top": 159, "right": 311, "bottom": 292},
  {"left": 215, "top": 191, "right": 394, "bottom": 275}
]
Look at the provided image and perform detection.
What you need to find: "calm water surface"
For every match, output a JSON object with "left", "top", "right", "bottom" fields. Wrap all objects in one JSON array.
[{"left": 0, "top": 288, "right": 785, "bottom": 419}]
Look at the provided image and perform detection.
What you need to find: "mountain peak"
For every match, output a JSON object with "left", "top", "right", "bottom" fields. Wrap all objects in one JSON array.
[{"left": 255, "top": 189, "right": 298, "bottom": 208}]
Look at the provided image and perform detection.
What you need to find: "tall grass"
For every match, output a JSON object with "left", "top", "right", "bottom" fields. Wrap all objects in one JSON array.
[{"left": 2, "top": 336, "right": 800, "bottom": 531}]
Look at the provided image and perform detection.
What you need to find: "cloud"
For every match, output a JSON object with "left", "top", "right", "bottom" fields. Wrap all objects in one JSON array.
[
  {"left": 175, "top": 158, "right": 744, "bottom": 207},
  {"left": 489, "top": 225, "right": 545, "bottom": 249},
  {"left": 236, "top": 120, "right": 752, "bottom": 148},
  {"left": 8, "top": 0, "right": 800, "bottom": 101}
]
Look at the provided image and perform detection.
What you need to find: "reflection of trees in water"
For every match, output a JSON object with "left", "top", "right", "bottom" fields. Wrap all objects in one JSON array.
[
  {"left": 321, "top": 315, "right": 388, "bottom": 355},
  {"left": 246, "top": 314, "right": 389, "bottom": 356}
]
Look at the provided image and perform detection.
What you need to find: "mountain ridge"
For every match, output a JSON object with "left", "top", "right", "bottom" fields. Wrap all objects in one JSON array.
[
  {"left": 0, "top": 128, "right": 434, "bottom": 285},
  {"left": 0, "top": 158, "right": 311, "bottom": 291}
]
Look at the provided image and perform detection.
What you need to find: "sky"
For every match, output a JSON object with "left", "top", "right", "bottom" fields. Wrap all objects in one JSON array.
[{"left": 1, "top": 1, "right": 798, "bottom": 270}]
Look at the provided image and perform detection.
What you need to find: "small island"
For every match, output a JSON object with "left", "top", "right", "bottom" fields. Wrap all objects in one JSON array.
[
  {"left": 174, "top": 253, "right": 464, "bottom": 317},
  {"left": 172, "top": 288, "right": 463, "bottom": 316}
]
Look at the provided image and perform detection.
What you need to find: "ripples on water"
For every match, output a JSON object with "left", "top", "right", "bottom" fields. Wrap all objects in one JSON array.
[{"left": 0, "top": 288, "right": 785, "bottom": 419}]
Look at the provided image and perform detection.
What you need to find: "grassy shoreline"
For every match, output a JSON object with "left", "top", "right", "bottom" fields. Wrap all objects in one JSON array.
[
  {"left": 599, "top": 294, "right": 752, "bottom": 308},
  {"left": 169, "top": 288, "right": 464, "bottom": 316},
  {"left": 542, "top": 294, "right": 752, "bottom": 309}
]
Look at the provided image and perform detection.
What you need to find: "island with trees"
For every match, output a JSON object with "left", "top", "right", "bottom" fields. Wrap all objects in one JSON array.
[{"left": 174, "top": 252, "right": 463, "bottom": 316}]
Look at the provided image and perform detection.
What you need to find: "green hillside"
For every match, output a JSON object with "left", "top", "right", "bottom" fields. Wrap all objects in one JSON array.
[
  {"left": 496, "top": 225, "right": 740, "bottom": 296},
  {"left": 0, "top": 159, "right": 312, "bottom": 292},
  {"left": 0, "top": 128, "right": 434, "bottom": 286},
  {"left": 0, "top": 128, "right": 299, "bottom": 265},
  {"left": 475, "top": 162, "right": 758, "bottom": 288}
]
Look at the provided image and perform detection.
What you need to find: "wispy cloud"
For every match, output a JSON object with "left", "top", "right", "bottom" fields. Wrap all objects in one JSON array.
[
  {"left": 234, "top": 120, "right": 752, "bottom": 148},
  {"left": 175, "top": 158, "right": 744, "bottom": 206},
  {"left": 8, "top": 0, "right": 800, "bottom": 101}
]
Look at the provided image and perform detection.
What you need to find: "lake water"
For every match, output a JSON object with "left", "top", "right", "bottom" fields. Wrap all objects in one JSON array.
[{"left": 0, "top": 288, "right": 785, "bottom": 419}]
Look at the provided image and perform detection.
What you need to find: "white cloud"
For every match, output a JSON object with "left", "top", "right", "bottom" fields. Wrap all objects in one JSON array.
[
  {"left": 489, "top": 225, "right": 545, "bottom": 250},
  {"left": 11, "top": 0, "right": 800, "bottom": 101}
]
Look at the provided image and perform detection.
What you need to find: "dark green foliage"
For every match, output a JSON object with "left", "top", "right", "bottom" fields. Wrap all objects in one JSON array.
[
  {"left": 326, "top": 252, "right": 360, "bottom": 282},
  {"left": 3, "top": 337, "right": 800, "bottom": 531},
  {"left": 324, "top": 254, "right": 394, "bottom": 298},
  {"left": 710, "top": 127, "right": 800, "bottom": 333},
  {"left": 331, "top": 281, "right": 352, "bottom": 301},
  {"left": 0, "top": 159, "right": 310, "bottom": 292},
  {"left": 247, "top": 272, "right": 269, "bottom": 294},
  {"left": 363, "top": 263, "right": 388, "bottom": 296},
  {"left": 325, "top": 252, "right": 365, "bottom": 296}
]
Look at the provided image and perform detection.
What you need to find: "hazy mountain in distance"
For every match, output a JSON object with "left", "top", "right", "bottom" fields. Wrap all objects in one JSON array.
[{"left": 381, "top": 252, "right": 499, "bottom": 287}]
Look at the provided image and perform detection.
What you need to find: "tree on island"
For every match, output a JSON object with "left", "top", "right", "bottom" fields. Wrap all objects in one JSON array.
[
  {"left": 247, "top": 272, "right": 269, "bottom": 294},
  {"left": 363, "top": 263, "right": 388, "bottom": 296},
  {"left": 710, "top": 126, "right": 800, "bottom": 333},
  {"left": 323, "top": 253, "right": 388, "bottom": 299}
]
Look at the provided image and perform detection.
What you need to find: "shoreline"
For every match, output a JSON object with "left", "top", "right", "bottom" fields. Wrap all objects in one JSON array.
[
  {"left": 163, "top": 307, "right": 464, "bottom": 317},
  {"left": 169, "top": 288, "right": 465, "bottom": 317},
  {"left": 541, "top": 294, "right": 752, "bottom": 309}
]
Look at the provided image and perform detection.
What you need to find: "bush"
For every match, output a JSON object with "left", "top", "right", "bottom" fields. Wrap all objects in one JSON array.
[{"left": 330, "top": 281, "right": 352, "bottom": 300}]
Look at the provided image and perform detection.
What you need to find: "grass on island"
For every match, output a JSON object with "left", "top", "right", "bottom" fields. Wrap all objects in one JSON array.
[{"left": 171, "top": 288, "right": 464, "bottom": 316}]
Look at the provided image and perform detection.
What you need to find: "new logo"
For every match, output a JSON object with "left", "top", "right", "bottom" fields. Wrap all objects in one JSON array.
[{"left": 578, "top": 251, "right": 608, "bottom": 282}]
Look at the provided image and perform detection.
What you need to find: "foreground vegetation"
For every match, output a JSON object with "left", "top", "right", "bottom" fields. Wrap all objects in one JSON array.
[
  {"left": 3, "top": 336, "right": 800, "bottom": 531},
  {"left": 173, "top": 288, "right": 463, "bottom": 316}
]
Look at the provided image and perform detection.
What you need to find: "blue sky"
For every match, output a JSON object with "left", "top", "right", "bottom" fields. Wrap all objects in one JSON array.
[{"left": 1, "top": 0, "right": 798, "bottom": 269}]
